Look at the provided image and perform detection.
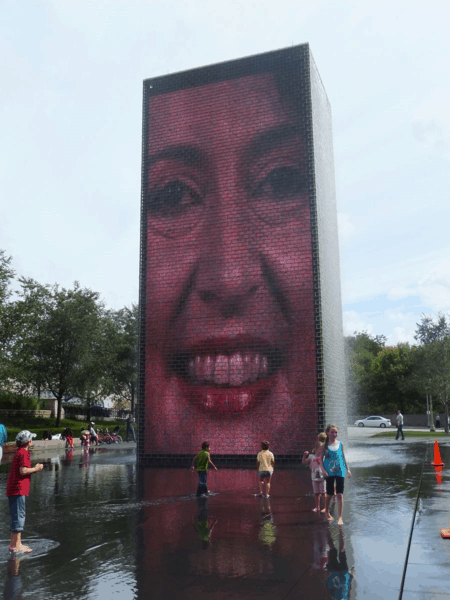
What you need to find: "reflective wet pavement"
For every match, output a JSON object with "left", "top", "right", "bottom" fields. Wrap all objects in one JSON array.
[{"left": 1, "top": 433, "right": 450, "bottom": 599}]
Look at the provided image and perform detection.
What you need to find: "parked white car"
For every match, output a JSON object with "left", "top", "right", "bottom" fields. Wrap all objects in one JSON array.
[{"left": 354, "top": 416, "right": 392, "bottom": 428}]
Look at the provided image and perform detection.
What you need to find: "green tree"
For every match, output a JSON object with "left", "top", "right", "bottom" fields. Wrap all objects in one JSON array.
[
  {"left": 103, "top": 304, "right": 138, "bottom": 413},
  {"left": 10, "top": 279, "right": 105, "bottom": 426},
  {"left": 0, "top": 251, "right": 15, "bottom": 384},
  {"left": 346, "top": 331, "right": 386, "bottom": 413},
  {"left": 414, "top": 313, "right": 450, "bottom": 434},
  {"left": 369, "top": 344, "right": 420, "bottom": 414},
  {"left": 0, "top": 250, "right": 15, "bottom": 304}
]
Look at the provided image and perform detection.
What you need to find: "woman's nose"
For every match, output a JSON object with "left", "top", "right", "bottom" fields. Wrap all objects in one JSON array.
[{"left": 196, "top": 185, "right": 261, "bottom": 317}]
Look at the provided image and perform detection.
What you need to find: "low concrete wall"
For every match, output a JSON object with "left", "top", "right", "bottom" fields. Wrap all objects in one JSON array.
[{"left": 0, "top": 409, "right": 51, "bottom": 418}]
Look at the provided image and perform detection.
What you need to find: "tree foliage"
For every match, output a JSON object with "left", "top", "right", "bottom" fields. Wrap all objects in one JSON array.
[
  {"left": 345, "top": 331, "right": 386, "bottom": 413},
  {"left": 0, "top": 251, "right": 16, "bottom": 384},
  {"left": 414, "top": 313, "right": 450, "bottom": 433},
  {"left": 0, "top": 252, "right": 138, "bottom": 427},
  {"left": 103, "top": 305, "right": 138, "bottom": 412},
  {"left": 348, "top": 332, "right": 421, "bottom": 415},
  {"left": 9, "top": 279, "right": 105, "bottom": 425}
]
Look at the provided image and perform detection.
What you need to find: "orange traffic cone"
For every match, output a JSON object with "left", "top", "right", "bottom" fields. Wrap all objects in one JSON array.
[{"left": 431, "top": 440, "right": 444, "bottom": 467}]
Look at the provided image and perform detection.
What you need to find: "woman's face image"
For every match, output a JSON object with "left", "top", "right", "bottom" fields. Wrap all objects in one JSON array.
[{"left": 144, "top": 72, "right": 317, "bottom": 454}]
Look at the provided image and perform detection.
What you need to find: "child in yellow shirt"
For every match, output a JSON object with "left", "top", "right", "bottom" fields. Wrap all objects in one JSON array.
[{"left": 256, "top": 441, "right": 275, "bottom": 498}]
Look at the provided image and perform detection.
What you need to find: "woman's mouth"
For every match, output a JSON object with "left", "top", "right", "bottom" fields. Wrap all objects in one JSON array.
[{"left": 170, "top": 343, "right": 283, "bottom": 414}]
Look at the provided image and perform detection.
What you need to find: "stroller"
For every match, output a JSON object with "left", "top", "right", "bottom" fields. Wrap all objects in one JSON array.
[{"left": 110, "top": 426, "right": 123, "bottom": 443}]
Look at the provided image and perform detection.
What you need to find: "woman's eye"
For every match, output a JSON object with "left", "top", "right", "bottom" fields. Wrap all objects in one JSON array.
[
  {"left": 253, "top": 166, "right": 306, "bottom": 201},
  {"left": 147, "top": 180, "right": 201, "bottom": 216}
]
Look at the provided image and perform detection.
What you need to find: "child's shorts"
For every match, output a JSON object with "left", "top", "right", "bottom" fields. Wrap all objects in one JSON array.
[
  {"left": 312, "top": 479, "right": 326, "bottom": 494},
  {"left": 258, "top": 471, "right": 272, "bottom": 479},
  {"left": 8, "top": 495, "right": 26, "bottom": 532},
  {"left": 326, "top": 475, "right": 345, "bottom": 496}
]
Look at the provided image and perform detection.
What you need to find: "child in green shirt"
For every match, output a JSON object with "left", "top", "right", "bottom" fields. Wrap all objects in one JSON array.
[{"left": 191, "top": 441, "right": 218, "bottom": 496}]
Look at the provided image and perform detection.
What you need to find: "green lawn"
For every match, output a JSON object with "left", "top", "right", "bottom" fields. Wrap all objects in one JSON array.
[{"left": 373, "top": 430, "right": 450, "bottom": 438}]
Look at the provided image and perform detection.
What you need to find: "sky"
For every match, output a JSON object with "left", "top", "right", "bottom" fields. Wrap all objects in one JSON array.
[{"left": 1, "top": 0, "right": 449, "bottom": 345}]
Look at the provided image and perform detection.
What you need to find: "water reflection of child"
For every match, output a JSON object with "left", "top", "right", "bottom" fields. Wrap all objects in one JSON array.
[
  {"left": 194, "top": 496, "right": 217, "bottom": 550},
  {"left": 63, "top": 449, "right": 74, "bottom": 466},
  {"left": 258, "top": 497, "right": 276, "bottom": 547},
  {"left": 302, "top": 432, "right": 327, "bottom": 512},
  {"left": 325, "top": 528, "right": 354, "bottom": 600},
  {"left": 4, "top": 555, "right": 23, "bottom": 600}
]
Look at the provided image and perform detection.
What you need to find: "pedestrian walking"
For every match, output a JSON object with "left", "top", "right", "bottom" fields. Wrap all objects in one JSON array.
[
  {"left": 0, "top": 421, "right": 7, "bottom": 464},
  {"left": 436, "top": 414, "right": 441, "bottom": 429},
  {"left": 257, "top": 441, "right": 275, "bottom": 498},
  {"left": 89, "top": 422, "right": 99, "bottom": 446},
  {"left": 6, "top": 431, "right": 44, "bottom": 553},
  {"left": 126, "top": 413, "right": 136, "bottom": 442},
  {"left": 395, "top": 410, "right": 405, "bottom": 440},
  {"left": 190, "top": 441, "right": 218, "bottom": 496}
]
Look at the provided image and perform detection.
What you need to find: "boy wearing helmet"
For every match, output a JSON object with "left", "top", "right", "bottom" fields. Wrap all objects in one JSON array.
[{"left": 6, "top": 431, "right": 44, "bottom": 553}]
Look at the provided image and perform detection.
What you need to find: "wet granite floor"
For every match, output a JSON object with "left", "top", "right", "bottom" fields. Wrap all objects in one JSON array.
[{"left": 1, "top": 434, "right": 450, "bottom": 599}]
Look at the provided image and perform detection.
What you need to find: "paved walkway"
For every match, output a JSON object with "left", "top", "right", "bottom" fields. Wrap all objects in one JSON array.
[
  {"left": 346, "top": 428, "right": 450, "bottom": 599},
  {"left": 400, "top": 446, "right": 450, "bottom": 599}
]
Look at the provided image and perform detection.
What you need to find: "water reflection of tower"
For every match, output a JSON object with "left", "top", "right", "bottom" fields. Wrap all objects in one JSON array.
[{"left": 325, "top": 527, "right": 355, "bottom": 600}]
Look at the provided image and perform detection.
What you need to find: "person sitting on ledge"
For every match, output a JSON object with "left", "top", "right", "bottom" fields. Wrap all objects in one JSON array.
[{"left": 42, "top": 430, "right": 52, "bottom": 441}]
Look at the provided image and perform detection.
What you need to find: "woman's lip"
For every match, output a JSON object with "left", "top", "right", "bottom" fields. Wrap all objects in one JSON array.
[
  {"left": 170, "top": 347, "right": 283, "bottom": 387},
  {"left": 168, "top": 336, "right": 284, "bottom": 413},
  {"left": 174, "top": 336, "right": 281, "bottom": 355},
  {"left": 180, "top": 377, "right": 273, "bottom": 414}
]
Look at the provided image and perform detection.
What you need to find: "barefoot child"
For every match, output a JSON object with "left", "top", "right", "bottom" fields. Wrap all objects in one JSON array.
[
  {"left": 80, "top": 430, "right": 90, "bottom": 447},
  {"left": 191, "top": 442, "right": 218, "bottom": 496},
  {"left": 302, "top": 432, "right": 327, "bottom": 512},
  {"left": 257, "top": 441, "right": 275, "bottom": 498},
  {"left": 64, "top": 428, "right": 74, "bottom": 449},
  {"left": 6, "top": 431, "right": 44, "bottom": 553},
  {"left": 322, "top": 425, "right": 351, "bottom": 525}
]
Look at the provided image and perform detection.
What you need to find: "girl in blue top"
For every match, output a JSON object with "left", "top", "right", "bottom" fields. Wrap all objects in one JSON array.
[{"left": 322, "top": 424, "right": 351, "bottom": 525}]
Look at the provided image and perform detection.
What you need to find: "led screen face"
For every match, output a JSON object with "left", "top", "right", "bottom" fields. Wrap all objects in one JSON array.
[{"left": 143, "top": 69, "right": 317, "bottom": 455}]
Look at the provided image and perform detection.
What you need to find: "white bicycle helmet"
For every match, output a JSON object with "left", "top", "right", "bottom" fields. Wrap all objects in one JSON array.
[{"left": 16, "top": 430, "right": 34, "bottom": 443}]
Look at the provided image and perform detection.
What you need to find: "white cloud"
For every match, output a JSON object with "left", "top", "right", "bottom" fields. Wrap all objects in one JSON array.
[
  {"left": 388, "top": 324, "right": 416, "bottom": 346},
  {"left": 383, "top": 310, "right": 417, "bottom": 344},
  {"left": 337, "top": 212, "right": 356, "bottom": 249},
  {"left": 417, "top": 258, "right": 450, "bottom": 312},
  {"left": 412, "top": 87, "right": 450, "bottom": 160},
  {"left": 387, "top": 286, "right": 416, "bottom": 301},
  {"left": 343, "top": 311, "right": 374, "bottom": 336},
  {"left": 342, "top": 247, "right": 450, "bottom": 305}
]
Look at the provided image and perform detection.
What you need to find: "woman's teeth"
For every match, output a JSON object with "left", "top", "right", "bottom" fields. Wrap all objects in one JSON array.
[{"left": 188, "top": 352, "right": 269, "bottom": 386}]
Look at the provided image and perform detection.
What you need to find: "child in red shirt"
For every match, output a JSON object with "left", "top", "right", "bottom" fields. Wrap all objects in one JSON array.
[
  {"left": 64, "top": 428, "right": 74, "bottom": 449},
  {"left": 6, "top": 431, "right": 44, "bottom": 553}
]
